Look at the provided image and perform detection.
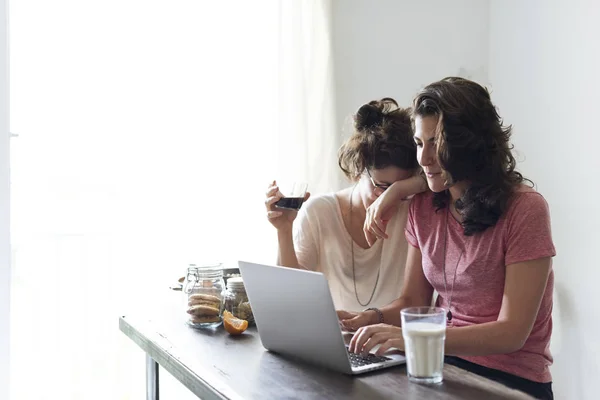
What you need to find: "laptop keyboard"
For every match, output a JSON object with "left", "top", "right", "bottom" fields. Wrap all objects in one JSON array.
[{"left": 347, "top": 351, "right": 392, "bottom": 367}]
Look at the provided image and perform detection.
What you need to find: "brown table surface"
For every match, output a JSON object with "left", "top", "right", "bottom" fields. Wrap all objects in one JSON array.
[{"left": 119, "top": 293, "right": 533, "bottom": 400}]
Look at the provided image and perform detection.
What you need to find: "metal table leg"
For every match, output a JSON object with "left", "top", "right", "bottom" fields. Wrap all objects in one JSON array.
[{"left": 146, "top": 354, "right": 159, "bottom": 400}]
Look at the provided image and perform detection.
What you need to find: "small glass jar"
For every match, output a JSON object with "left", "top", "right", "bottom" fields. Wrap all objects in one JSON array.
[
  {"left": 223, "top": 277, "right": 254, "bottom": 325},
  {"left": 183, "top": 263, "right": 225, "bottom": 329}
]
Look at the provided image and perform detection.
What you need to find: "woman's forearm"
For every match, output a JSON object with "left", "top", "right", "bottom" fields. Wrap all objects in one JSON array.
[
  {"left": 445, "top": 321, "right": 525, "bottom": 356},
  {"left": 379, "top": 296, "right": 415, "bottom": 326},
  {"left": 276, "top": 229, "right": 302, "bottom": 269},
  {"left": 379, "top": 246, "right": 434, "bottom": 326},
  {"left": 388, "top": 174, "right": 428, "bottom": 201}
]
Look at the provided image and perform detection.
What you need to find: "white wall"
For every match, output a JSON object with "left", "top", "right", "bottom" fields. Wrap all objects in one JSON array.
[
  {"left": 489, "top": 1, "right": 600, "bottom": 398},
  {"left": 0, "top": 0, "right": 10, "bottom": 398},
  {"left": 332, "top": 0, "right": 490, "bottom": 140}
]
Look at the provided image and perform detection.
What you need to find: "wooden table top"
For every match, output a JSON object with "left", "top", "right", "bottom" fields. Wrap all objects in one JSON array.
[{"left": 119, "top": 293, "right": 533, "bottom": 400}]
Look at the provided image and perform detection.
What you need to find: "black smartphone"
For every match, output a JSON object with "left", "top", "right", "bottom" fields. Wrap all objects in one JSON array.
[{"left": 275, "top": 197, "right": 304, "bottom": 210}]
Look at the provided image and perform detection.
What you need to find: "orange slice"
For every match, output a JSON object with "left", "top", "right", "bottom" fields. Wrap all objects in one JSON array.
[{"left": 223, "top": 310, "right": 248, "bottom": 335}]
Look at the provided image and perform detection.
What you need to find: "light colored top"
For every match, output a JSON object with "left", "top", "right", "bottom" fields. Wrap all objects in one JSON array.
[
  {"left": 405, "top": 187, "right": 556, "bottom": 383},
  {"left": 293, "top": 193, "right": 410, "bottom": 312}
]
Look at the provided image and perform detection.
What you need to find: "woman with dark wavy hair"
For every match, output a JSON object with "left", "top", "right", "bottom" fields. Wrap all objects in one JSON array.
[
  {"left": 264, "top": 98, "right": 427, "bottom": 312},
  {"left": 343, "top": 78, "right": 555, "bottom": 399}
]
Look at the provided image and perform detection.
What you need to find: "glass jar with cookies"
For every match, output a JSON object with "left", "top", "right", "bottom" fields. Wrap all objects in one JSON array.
[{"left": 183, "top": 263, "right": 225, "bottom": 329}]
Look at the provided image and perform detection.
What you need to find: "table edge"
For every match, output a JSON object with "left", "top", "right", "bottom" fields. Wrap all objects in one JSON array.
[{"left": 119, "top": 315, "right": 245, "bottom": 400}]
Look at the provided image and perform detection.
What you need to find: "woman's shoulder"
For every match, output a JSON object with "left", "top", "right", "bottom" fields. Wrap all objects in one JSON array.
[
  {"left": 301, "top": 192, "right": 339, "bottom": 216},
  {"left": 414, "top": 190, "right": 435, "bottom": 201},
  {"left": 509, "top": 185, "right": 550, "bottom": 210},
  {"left": 501, "top": 185, "right": 551, "bottom": 226},
  {"left": 409, "top": 191, "right": 436, "bottom": 214}
]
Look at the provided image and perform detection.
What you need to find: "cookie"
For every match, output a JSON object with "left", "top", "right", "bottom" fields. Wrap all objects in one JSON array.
[
  {"left": 189, "top": 293, "right": 221, "bottom": 303},
  {"left": 187, "top": 304, "right": 220, "bottom": 317},
  {"left": 190, "top": 315, "right": 221, "bottom": 324},
  {"left": 188, "top": 298, "right": 220, "bottom": 308}
]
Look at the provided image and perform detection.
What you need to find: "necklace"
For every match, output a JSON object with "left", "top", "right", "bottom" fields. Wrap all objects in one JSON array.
[
  {"left": 441, "top": 205, "right": 471, "bottom": 322},
  {"left": 349, "top": 184, "right": 381, "bottom": 307}
]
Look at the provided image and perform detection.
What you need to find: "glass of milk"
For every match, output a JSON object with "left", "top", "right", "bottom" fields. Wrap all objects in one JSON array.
[{"left": 401, "top": 307, "right": 446, "bottom": 384}]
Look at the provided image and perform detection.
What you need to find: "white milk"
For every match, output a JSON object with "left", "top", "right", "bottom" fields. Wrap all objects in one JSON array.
[{"left": 403, "top": 322, "right": 446, "bottom": 378}]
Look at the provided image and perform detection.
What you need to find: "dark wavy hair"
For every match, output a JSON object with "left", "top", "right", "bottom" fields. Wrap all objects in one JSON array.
[
  {"left": 412, "top": 77, "right": 532, "bottom": 236},
  {"left": 338, "top": 98, "right": 418, "bottom": 180}
]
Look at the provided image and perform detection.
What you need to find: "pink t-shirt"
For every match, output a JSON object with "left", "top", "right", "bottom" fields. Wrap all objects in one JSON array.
[{"left": 405, "top": 187, "right": 556, "bottom": 383}]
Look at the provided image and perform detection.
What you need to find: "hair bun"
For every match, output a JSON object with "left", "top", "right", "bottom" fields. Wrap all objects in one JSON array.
[{"left": 355, "top": 103, "right": 384, "bottom": 131}]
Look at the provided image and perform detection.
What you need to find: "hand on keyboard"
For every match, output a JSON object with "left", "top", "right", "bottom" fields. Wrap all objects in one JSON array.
[{"left": 347, "top": 350, "right": 391, "bottom": 367}]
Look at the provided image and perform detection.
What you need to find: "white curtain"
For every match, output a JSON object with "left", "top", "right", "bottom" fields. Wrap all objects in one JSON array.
[
  {"left": 9, "top": 1, "right": 338, "bottom": 399},
  {"left": 277, "top": 0, "right": 342, "bottom": 193}
]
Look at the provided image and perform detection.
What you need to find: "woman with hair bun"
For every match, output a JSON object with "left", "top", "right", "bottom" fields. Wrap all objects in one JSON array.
[{"left": 264, "top": 98, "right": 427, "bottom": 312}]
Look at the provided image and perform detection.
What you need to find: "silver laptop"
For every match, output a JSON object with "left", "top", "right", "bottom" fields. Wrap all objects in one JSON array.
[{"left": 238, "top": 261, "right": 406, "bottom": 374}]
